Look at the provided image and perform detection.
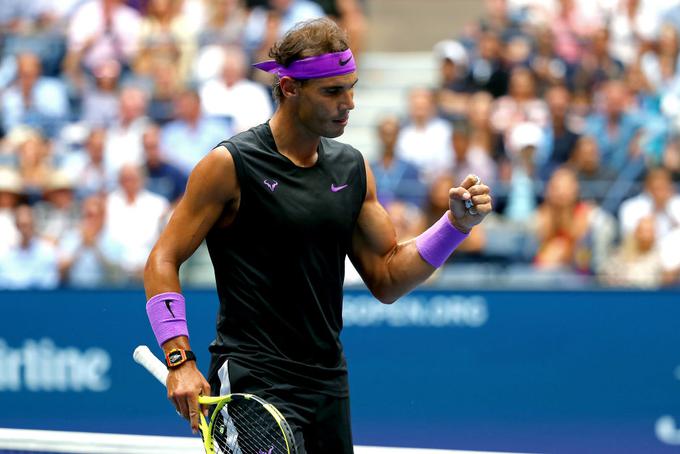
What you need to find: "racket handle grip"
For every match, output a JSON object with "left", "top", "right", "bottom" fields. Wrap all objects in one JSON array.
[{"left": 133, "top": 345, "right": 169, "bottom": 387}]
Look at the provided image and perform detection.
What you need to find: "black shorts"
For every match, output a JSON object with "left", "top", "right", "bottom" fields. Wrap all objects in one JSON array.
[{"left": 211, "top": 357, "right": 354, "bottom": 454}]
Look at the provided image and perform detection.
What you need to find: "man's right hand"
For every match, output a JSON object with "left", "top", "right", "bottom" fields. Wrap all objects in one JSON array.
[{"left": 166, "top": 362, "right": 211, "bottom": 433}]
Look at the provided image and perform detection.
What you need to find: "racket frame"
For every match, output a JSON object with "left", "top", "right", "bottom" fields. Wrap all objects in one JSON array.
[{"left": 133, "top": 345, "right": 297, "bottom": 454}]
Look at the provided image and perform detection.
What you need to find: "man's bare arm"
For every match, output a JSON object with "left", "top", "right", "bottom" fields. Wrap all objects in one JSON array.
[
  {"left": 144, "top": 146, "right": 238, "bottom": 296},
  {"left": 143, "top": 145, "right": 238, "bottom": 432},
  {"left": 349, "top": 162, "right": 491, "bottom": 304}
]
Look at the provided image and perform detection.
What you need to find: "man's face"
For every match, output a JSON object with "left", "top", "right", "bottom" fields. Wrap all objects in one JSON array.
[{"left": 293, "top": 73, "right": 357, "bottom": 138}]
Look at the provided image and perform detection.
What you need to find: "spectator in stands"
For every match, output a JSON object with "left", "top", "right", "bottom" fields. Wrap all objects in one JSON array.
[
  {"left": 104, "top": 163, "right": 169, "bottom": 281},
  {"left": 502, "top": 122, "right": 543, "bottom": 222},
  {"left": 449, "top": 118, "right": 497, "bottom": 188},
  {"left": 199, "top": 45, "right": 273, "bottom": 133},
  {"left": 33, "top": 170, "right": 80, "bottom": 245},
  {"left": 1, "top": 52, "right": 69, "bottom": 138},
  {"left": 549, "top": 0, "right": 603, "bottom": 65},
  {"left": 433, "top": 39, "right": 472, "bottom": 121},
  {"left": 570, "top": 27, "right": 625, "bottom": 93},
  {"left": 15, "top": 130, "right": 53, "bottom": 201},
  {"left": 61, "top": 127, "right": 111, "bottom": 198},
  {"left": 142, "top": 124, "right": 187, "bottom": 204},
  {"left": 0, "top": 204, "right": 59, "bottom": 289},
  {"left": 317, "top": 0, "right": 367, "bottom": 56},
  {"left": 584, "top": 79, "right": 642, "bottom": 172},
  {"left": 467, "top": 30, "right": 509, "bottom": 98},
  {"left": 103, "top": 85, "right": 150, "bottom": 176},
  {"left": 490, "top": 66, "right": 549, "bottom": 137},
  {"left": 0, "top": 167, "right": 23, "bottom": 254},
  {"left": 147, "top": 59, "right": 182, "bottom": 125},
  {"left": 161, "top": 88, "right": 231, "bottom": 175},
  {"left": 599, "top": 215, "right": 663, "bottom": 288},
  {"left": 607, "top": 0, "right": 645, "bottom": 66},
  {"left": 64, "top": 0, "right": 142, "bottom": 81},
  {"left": 58, "top": 195, "right": 121, "bottom": 288},
  {"left": 540, "top": 84, "right": 580, "bottom": 181},
  {"left": 243, "top": 0, "right": 325, "bottom": 57},
  {"left": 370, "top": 116, "right": 426, "bottom": 207},
  {"left": 134, "top": 0, "right": 197, "bottom": 85},
  {"left": 618, "top": 166, "right": 680, "bottom": 240},
  {"left": 533, "top": 166, "right": 615, "bottom": 273},
  {"left": 568, "top": 136, "right": 616, "bottom": 205},
  {"left": 395, "top": 87, "right": 453, "bottom": 183},
  {"left": 197, "top": 0, "right": 248, "bottom": 48},
  {"left": 466, "top": 91, "right": 505, "bottom": 161},
  {"left": 80, "top": 59, "right": 121, "bottom": 127},
  {"left": 529, "top": 26, "right": 570, "bottom": 93},
  {"left": 640, "top": 23, "right": 679, "bottom": 94}
]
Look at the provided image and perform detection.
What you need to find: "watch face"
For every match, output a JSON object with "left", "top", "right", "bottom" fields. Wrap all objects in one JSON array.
[{"left": 168, "top": 350, "right": 183, "bottom": 364}]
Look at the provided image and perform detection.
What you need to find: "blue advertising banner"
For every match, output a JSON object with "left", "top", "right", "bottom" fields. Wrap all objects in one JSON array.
[{"left": 1, "top": 289, "right": 679, "bottom": 454}]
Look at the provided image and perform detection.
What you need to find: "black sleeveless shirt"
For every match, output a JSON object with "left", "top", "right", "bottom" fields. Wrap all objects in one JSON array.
[{"left": 206, "top": 123, "right": 366, "bottom": 397}]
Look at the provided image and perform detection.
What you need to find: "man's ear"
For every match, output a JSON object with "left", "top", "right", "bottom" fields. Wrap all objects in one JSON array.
[{"left": 280, "top": 76, "right": 300, "bottom": 99}]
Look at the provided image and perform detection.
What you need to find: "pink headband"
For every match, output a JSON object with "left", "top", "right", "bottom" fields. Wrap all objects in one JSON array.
[{"left": 253, "top": 49, "right": 356, "bottom": 80}]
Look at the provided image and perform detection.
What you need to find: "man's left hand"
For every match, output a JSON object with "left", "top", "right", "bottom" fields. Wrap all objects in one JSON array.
[{"left": 448, "top": 174, "right": 493, "bottom": 233}]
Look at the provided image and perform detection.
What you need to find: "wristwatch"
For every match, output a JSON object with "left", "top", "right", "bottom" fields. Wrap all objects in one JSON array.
[{"left": 165, "top": 348, "right": 196, "bottom": 368}]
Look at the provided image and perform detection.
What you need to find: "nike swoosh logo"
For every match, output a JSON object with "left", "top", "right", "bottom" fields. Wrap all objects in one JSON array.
[
  {"left": 339, "top": 56, "right": 352, "bottom": 66},
  {"left": 165, "top": 300, "right": 175, "bottom": 318},
  {"left": 331, "top": 184, "right": 349, "bottom": 192}
]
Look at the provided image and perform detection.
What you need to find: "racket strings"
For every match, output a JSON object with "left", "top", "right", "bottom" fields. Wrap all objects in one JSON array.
[{"left": 211, "top": 398, "right": 288, "bottom": 454}]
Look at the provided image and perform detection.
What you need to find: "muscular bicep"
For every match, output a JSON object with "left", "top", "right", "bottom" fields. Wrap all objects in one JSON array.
[
  {"left": 349, "top": 162, "right": 400, "bottom": 289},
  {"left": 349, "top": 160, "right": 437, "bottom": 303},
  {"left": 145, "top": 146, "right": 238, "bottom": 294}
]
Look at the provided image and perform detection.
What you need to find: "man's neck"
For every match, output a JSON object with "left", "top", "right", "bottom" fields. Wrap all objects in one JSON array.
[{"left": 269, "top": 109, "right": 321, "bottom": 167}]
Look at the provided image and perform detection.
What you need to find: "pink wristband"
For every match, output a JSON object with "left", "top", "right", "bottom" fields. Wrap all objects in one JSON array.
[
  {"left": 146, "top": 292, "right": 189, "bottom": 347},
  {"left": 415, "top": 213, "right": 469, "bottom": 268}
]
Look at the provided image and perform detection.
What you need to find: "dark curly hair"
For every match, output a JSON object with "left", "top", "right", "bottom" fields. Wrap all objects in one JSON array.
[{"left": 269, "top": 17, "right": 350, "bottom": 103}]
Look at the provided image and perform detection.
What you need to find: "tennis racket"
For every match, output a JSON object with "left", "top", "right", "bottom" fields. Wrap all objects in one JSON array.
[{"left": 133, "top": 345, "right": 298, "bottom": 454}]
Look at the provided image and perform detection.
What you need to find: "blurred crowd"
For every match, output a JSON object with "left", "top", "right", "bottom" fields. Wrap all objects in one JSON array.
[
  {"left": 1, "top": 0, "right": 679, "bottom": 290},
  {"left": 0, "top": 0, "right": 366, "bottom": 288},
  {"left": 367, "top": 0, "right": 680, "bottom": 289}
]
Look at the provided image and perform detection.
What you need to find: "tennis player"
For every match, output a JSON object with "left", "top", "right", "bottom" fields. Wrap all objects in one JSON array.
[{"left": 144, "top": 17, "right": 492, "bottom": 453}]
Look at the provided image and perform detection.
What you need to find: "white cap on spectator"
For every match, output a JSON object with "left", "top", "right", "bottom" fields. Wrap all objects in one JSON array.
[
  {"left": 44, "top": 170, "right": 75, "bottom": 192},
  {"left": 0, "top": 167, "right": 23, "bottom": 194},
  {"left": 433, "top": 39, "right": 468, "bottom": 66},
  {"left": 509, "top": 122, "right": 544, "bottom": 153}
]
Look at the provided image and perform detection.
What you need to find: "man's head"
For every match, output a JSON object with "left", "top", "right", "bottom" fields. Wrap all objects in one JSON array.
[
  {"left": 267, "top": 18, "right": 351, "bottom": 102},
  {"left": 546, "top": 84, "right": 571, "bottom": 121},
  {"left": 173, "top": 89, "right": 201, "bottom": 124},
  {"left": 221, "top": 45, "right": 248, "bottom": 87},
  {"left": 85, "top": 127, "right": 107, "bottom": 163},
  {"left": 16, "top": 52, "right": 42, "bottom": 90},
  {"left": 119, "top": 87, "right": 148, "bottom": 125},
  {"left": 545, "top": 166, "right": 580, "bottom": 209},
  {"left": 143, "top": 124, "right": 162, "bottom": 167},
  {"left": 263, "top": 18, "right": 357, "bottom": 138},
  {"left": 119, "top": 164, "right": 145, "bottom": 199},
  {"left": 644, "top": 166, "right": 674, "bottom": 209},
  {"left": 407, "top": 88, "right": 436, "bottom": 126},
  {"left": 570, "top": 136, "right": 600, "bottom": 174},
  {"left": 14, "top": 204, "right": 35, "bottom": 247},
  {"left": 377, "top": 116, "right": 400, "bottom": 154},
  {"left": 452, "top": 120, "right": 472, "bottom": 161}
]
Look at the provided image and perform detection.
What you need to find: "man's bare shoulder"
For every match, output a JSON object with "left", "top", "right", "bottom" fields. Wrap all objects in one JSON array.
[{"left": 186, "top": 145, "right": 239, "bottom": 202}]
